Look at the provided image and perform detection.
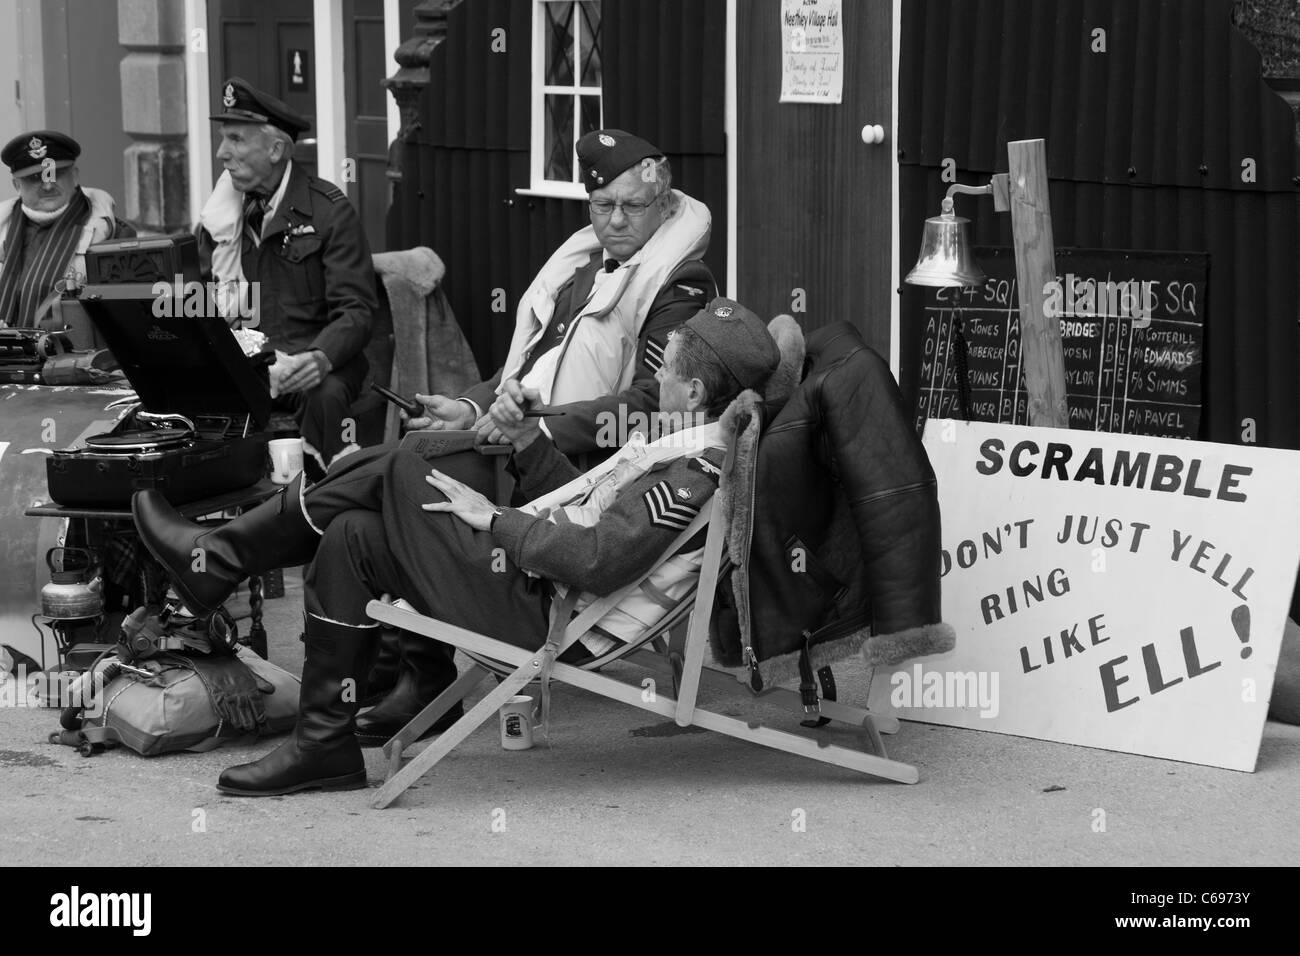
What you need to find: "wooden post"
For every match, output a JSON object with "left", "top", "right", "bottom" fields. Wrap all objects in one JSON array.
[{"left": 1006, "top": 139, "right": 1069, "bottom": 429}]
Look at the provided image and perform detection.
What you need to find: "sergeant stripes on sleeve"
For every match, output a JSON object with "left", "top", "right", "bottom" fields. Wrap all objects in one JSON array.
[
  {"left": 644, "top": 336, "right": 666, "bottom": 373},
  {"left": 643, "top": 480, "right": 700, "bottom": 530}
]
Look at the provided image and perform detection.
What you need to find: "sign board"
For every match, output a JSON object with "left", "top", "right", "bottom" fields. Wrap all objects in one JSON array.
[
  {"left": 913, "top": 248, "right": 1206, "bottom": 439},
  {"left": 867, "top": 420, "right": 1300, "bottom": 771},
  {"left": 288, "top": 49, "right": 309, "bottom": 91},
  {"left": 779, "top": 0, "right": 843, "bottom": 103}
]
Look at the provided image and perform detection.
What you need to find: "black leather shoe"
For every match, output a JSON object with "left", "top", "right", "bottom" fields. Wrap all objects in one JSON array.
[
  {"left": 216, "top": 614, "right": 370, "bottom": 796},
  {"left": 133, "top": 479, "right": 319, "bottom": 614}
]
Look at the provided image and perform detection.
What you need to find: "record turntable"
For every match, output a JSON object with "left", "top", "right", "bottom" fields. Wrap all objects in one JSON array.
[
  {"left": 49, "top": 408, "right": 268, "bottom": 507},
  {"left": 45, "top": 281, "right": 272, "bottom": 507}
]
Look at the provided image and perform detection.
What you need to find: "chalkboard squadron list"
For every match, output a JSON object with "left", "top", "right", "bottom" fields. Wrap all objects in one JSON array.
[{"left": 913, "top": 248, "right": 1206, "bottom": 439}]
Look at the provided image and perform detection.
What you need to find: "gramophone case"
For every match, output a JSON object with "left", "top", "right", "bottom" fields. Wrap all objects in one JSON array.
[
  {"left": 45, "top": 283, "right": 272, "bottom": 507},
  {"left": 46, "top": 427, "right": 271, "bottom": 508}
]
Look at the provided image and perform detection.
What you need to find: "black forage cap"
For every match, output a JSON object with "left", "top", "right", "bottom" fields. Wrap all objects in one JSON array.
[{"left": 576, "top": 129, "right": 664, "bottom": 192}]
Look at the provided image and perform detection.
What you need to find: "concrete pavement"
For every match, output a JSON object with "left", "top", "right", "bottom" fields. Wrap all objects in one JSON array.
[{"left": 2, "top": 569, "right": 1296, "bottom": 866}]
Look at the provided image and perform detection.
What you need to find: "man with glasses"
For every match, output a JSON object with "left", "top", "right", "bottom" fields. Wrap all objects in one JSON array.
[
  {"left": 369, "top": 128, "right": 717, "bottom": 746},
  {"left": 408, "top": 128, "right": 714, "bottom": 453},
  {"left": 0, "top": 130, "right": 133, "bottom": 328}
]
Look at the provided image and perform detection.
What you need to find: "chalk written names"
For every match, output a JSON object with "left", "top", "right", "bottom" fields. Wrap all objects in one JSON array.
[{"left": 915, "top": 248, "right": 1206, "bottom": 439}]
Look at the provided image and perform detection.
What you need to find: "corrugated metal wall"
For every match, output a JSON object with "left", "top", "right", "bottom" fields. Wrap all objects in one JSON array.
[
  {"left": 388, "top": 0, "right": 726, "bottom": 379},
  {"left": 899, "top": 0, "right": 1300, "bottom": 451},
  {"left": 897, "top": 0, "right": 1300, "bottom": 614}
]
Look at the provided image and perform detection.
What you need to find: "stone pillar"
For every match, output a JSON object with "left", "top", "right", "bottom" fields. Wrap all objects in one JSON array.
[{"left": 118, "top": 0, "right": 189, "bottom": 233}]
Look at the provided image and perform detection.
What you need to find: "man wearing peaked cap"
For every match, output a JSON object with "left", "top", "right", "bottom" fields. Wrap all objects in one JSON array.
[
  {"left": 209, "top": 77, "right": 312, "bottom": 140},
  {"left": 367, "top": 126, "right": 720, "bottom": 743},
  {"left": 0, "top": 130, "right": 133, "bottom": 328},
  {"left": 132, "top": 289, "right": 776, "bottom": 797},
  {"left": 197, "top": 77, "right": 376, "bottom": 479}
]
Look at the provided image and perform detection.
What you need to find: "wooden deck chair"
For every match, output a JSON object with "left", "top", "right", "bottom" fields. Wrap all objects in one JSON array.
[{"left": 363, "top": 436, "right": 917, "bottom": 810}]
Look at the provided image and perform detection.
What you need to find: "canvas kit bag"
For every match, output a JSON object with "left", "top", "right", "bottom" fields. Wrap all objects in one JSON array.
[{"left": 53, "top": 607, "right": 299, "bottom": 756}]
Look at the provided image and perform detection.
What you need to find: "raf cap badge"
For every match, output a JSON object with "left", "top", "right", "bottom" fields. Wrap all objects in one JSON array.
[
  {"left": 27, "top": 137, "right": 46, "bottom": 160},
  {"left": 713, "top": 306, "right": 734, "bottom": 318},
  {"left": 223, "top": 83, "right": 237, "bottom": 108},
  {"left": 598, "top": 133, "right": 616, "bottom": 147}
]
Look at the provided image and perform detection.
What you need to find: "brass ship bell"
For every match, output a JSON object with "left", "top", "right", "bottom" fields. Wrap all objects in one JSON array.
[{"left": 904, "top": 196, "right": 987, "bottom": 288}]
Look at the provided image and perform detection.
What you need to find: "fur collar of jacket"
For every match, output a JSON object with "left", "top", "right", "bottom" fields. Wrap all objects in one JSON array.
[{"left": 372, "top": 246, "right": 479, "bottom": 431}]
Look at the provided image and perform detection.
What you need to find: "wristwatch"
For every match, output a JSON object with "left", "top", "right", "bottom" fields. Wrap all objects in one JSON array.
[{"left": 488, "top": 507, "right": 505, "bottom": 532}]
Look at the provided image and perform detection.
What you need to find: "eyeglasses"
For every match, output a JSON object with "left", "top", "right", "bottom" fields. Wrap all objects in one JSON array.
[{"left": 588, "top": 198, "right": 658, "bottom": 219}]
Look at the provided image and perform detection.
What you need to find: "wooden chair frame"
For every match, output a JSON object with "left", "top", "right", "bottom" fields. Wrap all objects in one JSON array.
[{"left": 364, "top": 459, "right": 918, "bottom": 809}]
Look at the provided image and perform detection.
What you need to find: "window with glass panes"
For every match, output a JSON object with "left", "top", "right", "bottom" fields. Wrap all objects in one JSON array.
[{"left": 531, "top": 0, "right": 602, "bottom": 194}]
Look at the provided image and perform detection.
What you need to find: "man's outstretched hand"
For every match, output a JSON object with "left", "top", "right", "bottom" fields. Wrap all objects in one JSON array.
[
  {"left": 404, "top": 393, "right": 476, "bottom": 431},
  {"left": 423, "top": 468, "right": 497, "bottom": 531}
]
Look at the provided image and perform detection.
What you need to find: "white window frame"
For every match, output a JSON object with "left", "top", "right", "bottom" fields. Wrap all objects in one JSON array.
[{"left": 518, "top": 0, "right": 603, "bottom": 200}]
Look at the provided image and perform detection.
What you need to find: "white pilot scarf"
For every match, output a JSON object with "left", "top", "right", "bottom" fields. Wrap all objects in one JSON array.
[
  {"left": 499, "top": 189, "right": 711, "bottom": 407},
  {"left": 199, "top": 166, "right": 292, "bottom": 322},
  {"left": 21, "top": 202, "right": 71, "bottom": 224},
  {"left": 198, "top": 171, "right": 248, "bottom": 320}
]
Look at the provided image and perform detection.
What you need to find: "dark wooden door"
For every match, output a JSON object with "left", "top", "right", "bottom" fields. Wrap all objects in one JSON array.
[
  {"left": 207, "top": 0, "right": 318, "bottom": 180},
  {"left": 342, "top": 0, "right": 390, "bottom": 251},
  {"left": 736, "top": 0, "right": 893, "bottom": 353}
]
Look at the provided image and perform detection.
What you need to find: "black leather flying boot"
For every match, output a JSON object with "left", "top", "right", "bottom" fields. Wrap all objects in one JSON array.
[
  {"left": 354, "top": 631, "right": 463, "bottom": 746},
  {"left": 217, "top": 614, "right": 370, "bottom": 796},
  {"left": 359, "top": 627, "right": 402, "bottom": 707},
  {"left": 132, "top": 477, "right": 320, "bottom": 614}
]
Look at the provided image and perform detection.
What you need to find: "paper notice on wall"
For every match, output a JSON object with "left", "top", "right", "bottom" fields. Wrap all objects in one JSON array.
[{"left": 779, "top": 0, "right": 843, "bottom": 104}]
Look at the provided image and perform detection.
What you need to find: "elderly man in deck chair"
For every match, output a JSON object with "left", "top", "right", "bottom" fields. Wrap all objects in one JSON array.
[{"left": 129, "top": 298, "right": 778, "bottom": 796}]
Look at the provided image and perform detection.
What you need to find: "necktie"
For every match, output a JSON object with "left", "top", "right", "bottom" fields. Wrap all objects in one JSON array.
[
  {"left": 604, "top": 258, "right": 619, "bottom": 273},
  {"left": 244, "top": 194, "right": 269, "bottom": 245}
]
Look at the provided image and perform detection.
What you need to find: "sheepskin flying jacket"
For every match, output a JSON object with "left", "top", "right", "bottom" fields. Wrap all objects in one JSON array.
[{"left": 714, "top": 322, "right": 956, "bottom": 689}]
